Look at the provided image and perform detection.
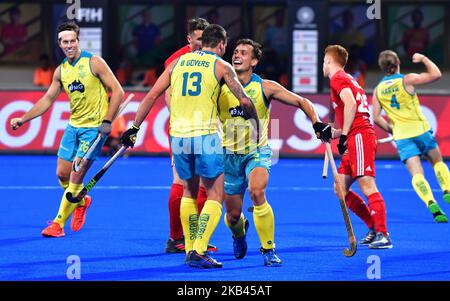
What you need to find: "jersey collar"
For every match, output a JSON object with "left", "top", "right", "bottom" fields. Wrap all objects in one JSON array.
[
  {"left": 200, "top": 50, "right": 221, "bottom": 58},
  {"left": 382, "top": 73, "right": 404, "bottom": 81}
]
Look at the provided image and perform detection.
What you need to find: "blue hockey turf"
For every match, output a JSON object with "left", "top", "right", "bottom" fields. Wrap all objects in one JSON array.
[{"left": 1, "top": 155, "right": 450, "bottom": 281}]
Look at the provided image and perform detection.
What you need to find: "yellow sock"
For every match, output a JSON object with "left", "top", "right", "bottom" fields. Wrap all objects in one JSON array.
[
  {"left": 253, "top": 200, "right": 275, "bottom": 250},
  {"left": 224, "top": 213, "right": 246, "bottom": 238},
  {"left": 434, "top": 162, "right": 450, "bottom": 192},
  {"left": 180, "top": 197, "right": 198, "bottom": 253},
  {"left": 193, "top": 200, "right": 222, "bottom": 255},
  {"left": 58, "top": 179, "right": 69, "bottom": 190},
  {"left": 412, "top": 174, "right": 435, "bottom": 206},
  {"left": 54, "top": 182, "right": 83, "bottom": 227}
]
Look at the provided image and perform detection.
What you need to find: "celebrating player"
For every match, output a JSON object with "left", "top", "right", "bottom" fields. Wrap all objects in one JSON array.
[
  {"left": 120, "top": 24, "right": 259, "bottom": 268},
  {"left": 373, "top": 50, "right": 449, "bottom": 223},
  {"left": 10, "top": 21, "right": 124, "bottom": 237},
  {"left": 323, "top": 45, "right": 392, "bottom": 249},
  {"left": 219, "top": 39, "right": 330, "bottom": 266},
  {"left": 163, "top": 17, "right": 217, "bottom": 254}
]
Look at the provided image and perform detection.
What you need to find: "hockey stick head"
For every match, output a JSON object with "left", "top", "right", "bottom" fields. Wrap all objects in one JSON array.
[
  {"left": 66, "top": 191, "right": 84, "bottom": 203},
  {"left": 343, "top": 237, "right": 357, "bottom": 257}
]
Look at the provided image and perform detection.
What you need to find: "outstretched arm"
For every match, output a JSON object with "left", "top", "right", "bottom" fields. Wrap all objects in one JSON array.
[
  {"left": 10, "top": 67, "right": 62, "bottom": 130},
  {"left": 263, "top": 79, "right": 319, "bottom": 123},
  {"left": 263, "top": 79, "right": 333, "bottom": 141},
  {"left": 372, "top": 88, "right": 392, "bottom": 134},
  {"left": 404, "top": 53, "right": 442, "bottom": 92}
]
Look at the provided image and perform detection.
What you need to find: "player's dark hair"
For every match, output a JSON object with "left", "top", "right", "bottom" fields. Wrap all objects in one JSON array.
[
  {"left": 202, "top": 24, "right": 228, "bottom": 48},
  {"left": 324, "top": 45, "right": 348, "bottom": 67},
  {"left": 187, "top": 17, "right": 209, "bottom": 35},
  {"left": 378, "top": 50, "right": 399, "bottom": 75},
  {"left": 57, "top": 21, "right": 80, "bottom": 41},
  {"left": 236, "top": 39, "right": 262, "bottom": 61}
]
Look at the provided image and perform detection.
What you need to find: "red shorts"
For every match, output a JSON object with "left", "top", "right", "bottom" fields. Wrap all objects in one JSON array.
[{"left": 338, "top": 132, "right": 377, "bottom": 178}]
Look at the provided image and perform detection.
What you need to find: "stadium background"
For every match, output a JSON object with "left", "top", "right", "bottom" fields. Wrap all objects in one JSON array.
[
  {"left": 2, "top": 0, "right": 450, "bottom": 282},
  {"left": 1, "top": 0, "right": 449, "bottom": 158}
]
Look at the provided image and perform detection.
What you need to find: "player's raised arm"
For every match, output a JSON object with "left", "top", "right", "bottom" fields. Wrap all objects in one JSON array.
[
  {"left": 262, "top": 79, "right": 331, "bottom": 141},
  {"left": 10, "top": 66, "right": 62, "bottom": 130},
  {"left": 404, "top": 53, "right": 442, "bottom": 89},
  {"left": 372, "top": 87, "right": 393, "bottom": 134},
  {"left": 90, "top": 56, "right": 124, "bottom": 123}
]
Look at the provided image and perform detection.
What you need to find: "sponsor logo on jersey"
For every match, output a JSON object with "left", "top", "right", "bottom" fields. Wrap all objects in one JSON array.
[
  {"left": 68, "top": 80, "right": 85, "bottom": 93},
  {"left": 229, "top": 105, "right": 245, "bottom": 118}
]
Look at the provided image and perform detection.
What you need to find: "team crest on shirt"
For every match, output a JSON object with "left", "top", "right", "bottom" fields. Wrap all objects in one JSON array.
[
  {"left": 78, "top": 65, "right": 87, "bottom": 79},
  {"left": 68, "top": 80, "right": 85, "bottom": 93},
  {"left": 246, "top": 88, "right": 257, "bottom": 102}
]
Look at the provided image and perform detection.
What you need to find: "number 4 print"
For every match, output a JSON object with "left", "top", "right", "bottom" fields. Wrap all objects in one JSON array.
[{"left": 390, "top": 94, "right": 400, "bottom": 109}]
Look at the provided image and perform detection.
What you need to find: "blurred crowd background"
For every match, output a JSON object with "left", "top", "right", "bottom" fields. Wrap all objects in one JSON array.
[{"left": 0, "top": 0, "right": 449, "bottom": 93}]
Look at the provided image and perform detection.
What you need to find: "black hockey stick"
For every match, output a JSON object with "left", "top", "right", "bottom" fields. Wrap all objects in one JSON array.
[
  {"left": 72, "top": 93, "right": 134, "bottom": 172},
  {"left": 66, "top": 145, "right": 127, "bottom": 203}
]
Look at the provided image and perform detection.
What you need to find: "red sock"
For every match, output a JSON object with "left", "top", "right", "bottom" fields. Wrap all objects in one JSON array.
[
  {"left": 367, "top": 192, "right": 388, "bottom": 235},
  {"left": 346, "top": 191, "right": 374, "bottom": 229},
  {"left": 197, "top": 186, "right": 207, "bottom": 213},
  {"left": 168, "top": 183, "right": 184, "bottom": 240}
]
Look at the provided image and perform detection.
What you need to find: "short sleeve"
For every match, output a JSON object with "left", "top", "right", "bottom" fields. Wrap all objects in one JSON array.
[{"left": 331, "top": 75, "right": 352, "bottom": 95}]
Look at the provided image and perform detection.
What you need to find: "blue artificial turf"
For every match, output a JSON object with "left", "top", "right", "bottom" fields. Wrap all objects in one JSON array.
[{"left": 1, "top": 155, "right": 450, "bottom": 281}]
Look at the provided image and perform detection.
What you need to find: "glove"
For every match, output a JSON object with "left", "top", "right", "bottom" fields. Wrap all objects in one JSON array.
[
  {"left": 313, "top": 122, "right": 332, "bottom": 142},
  {"left": 98, "top": 120, "right": 112, "bottom": 137},
  {"left": 121, "top": 124, "right": 140, "bottom": 148},
  {"left": 337, "top": 134, "right": 347, "bottom": 155}
]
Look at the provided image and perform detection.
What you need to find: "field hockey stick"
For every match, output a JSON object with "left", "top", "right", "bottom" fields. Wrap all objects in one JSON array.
[
  {"left": 322, "top": 151, "right": 329, "bottom": 179},
  {"left": 72, "top": 93, "right": 134, "bottom": 172},
  {"left": 66, "top": 145, "right": 127, "bottom": 203},
  {"left": 325, "top": 142, "right": 357, "bottom": 257},
  {"left": 377, "top": 136, "right": 394, "bottom": 144}
]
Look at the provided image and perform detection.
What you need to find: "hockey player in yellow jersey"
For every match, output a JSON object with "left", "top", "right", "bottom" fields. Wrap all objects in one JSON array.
[
  {"left": 373, "top": 50, "right": 450, "bottom": 223},
  {"left": 10, "top": 22, "right": 124, "bottom": 237},
  {"left": 218, "top": 39, "right": 331, "bottom": 266},
  {"left": 121, "top": 25, "right": 259, "bottom": 268}
]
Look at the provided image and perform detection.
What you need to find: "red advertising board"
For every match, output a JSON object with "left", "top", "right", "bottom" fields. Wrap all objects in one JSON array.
[{"left": 1, "top": 90, "right": 449, "bottom": 158}]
